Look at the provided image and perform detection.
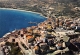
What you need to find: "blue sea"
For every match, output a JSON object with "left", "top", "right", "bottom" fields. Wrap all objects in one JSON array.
[{"left": 0, "top": 9, "right": 46, "bottom": 38}]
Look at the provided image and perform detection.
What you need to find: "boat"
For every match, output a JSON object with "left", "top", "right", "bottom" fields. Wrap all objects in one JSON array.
[{"left": 28, "top": 21, "right": 37, "bottom": 24}]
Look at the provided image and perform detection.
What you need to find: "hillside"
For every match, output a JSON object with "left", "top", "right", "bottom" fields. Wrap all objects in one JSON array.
[{"left": 0, "top": 0, "right": 80, "bottom": 18}]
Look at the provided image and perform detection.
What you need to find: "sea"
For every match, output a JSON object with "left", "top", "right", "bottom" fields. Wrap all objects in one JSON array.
[{"left": 0, "top": 8, "right": 46, "bottom": 38}]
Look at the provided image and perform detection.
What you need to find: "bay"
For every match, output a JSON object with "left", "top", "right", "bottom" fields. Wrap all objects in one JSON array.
[{"left": 0, "top": 9, "right": 46, "bottom": 37}]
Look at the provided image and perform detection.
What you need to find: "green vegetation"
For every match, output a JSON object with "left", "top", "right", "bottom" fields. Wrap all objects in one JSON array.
[{"left": 5, "top": 42, "right": 23, "bottom": 55}]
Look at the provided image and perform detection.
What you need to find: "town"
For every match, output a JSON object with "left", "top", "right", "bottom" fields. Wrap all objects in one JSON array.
[
  {"left": 0, "top": 0, "right": 80, "bottom": 55},
  {"left": 0, "top": 17, "right": 80, "bottom": 55}
]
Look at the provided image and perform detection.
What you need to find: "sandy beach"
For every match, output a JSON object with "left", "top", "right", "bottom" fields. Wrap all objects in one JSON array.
[{"left": 0, "top": 8, "right": 47, "bottom": 18}]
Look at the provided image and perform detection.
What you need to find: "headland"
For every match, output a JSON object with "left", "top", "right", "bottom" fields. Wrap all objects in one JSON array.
[{"left": 0, "top": 15, "right": 80, "bottom": 55}]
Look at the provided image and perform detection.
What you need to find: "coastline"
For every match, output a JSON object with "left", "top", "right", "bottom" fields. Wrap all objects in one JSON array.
[
  {"left": 0, "top": 8, "right": 47, "bottom": 38},
  {"left": 0, "top": 8, "right": 47, "bottom": 18},
  {"left": 2, "top": 30, "right": 17, "bottom": 38}
]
